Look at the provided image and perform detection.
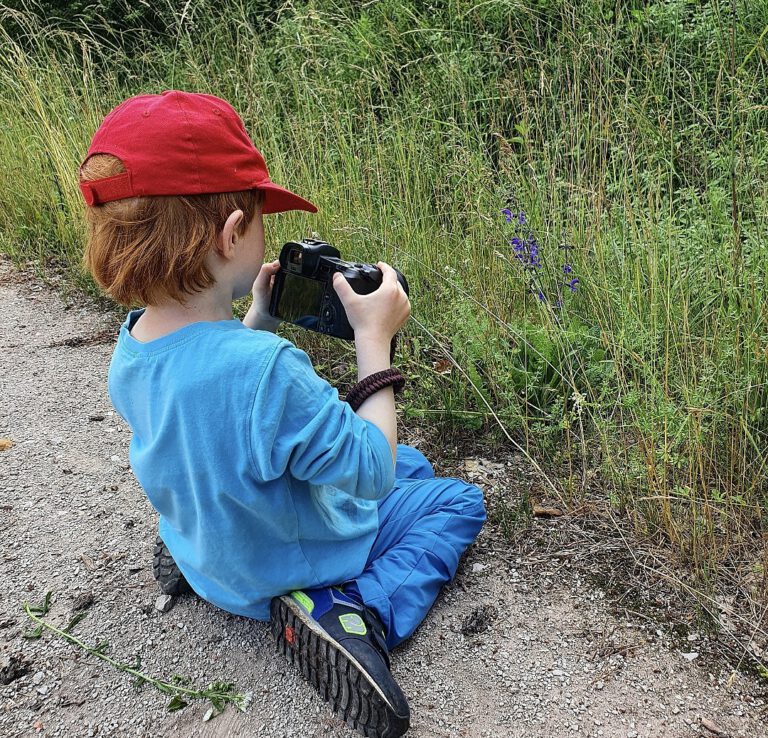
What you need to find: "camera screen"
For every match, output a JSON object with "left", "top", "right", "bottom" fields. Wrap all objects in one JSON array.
[{"left": 276, "top": 273, "right": 325, "bottom": 327}]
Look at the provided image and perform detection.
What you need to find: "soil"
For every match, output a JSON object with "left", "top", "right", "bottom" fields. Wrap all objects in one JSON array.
[{"left": 1, "top": 256, "right": 766, "bottom": 738}]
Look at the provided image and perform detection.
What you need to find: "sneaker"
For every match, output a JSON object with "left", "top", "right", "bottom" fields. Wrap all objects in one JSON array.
[
  {"left": 152, "top": 535, "right": 191, "bottom": 596},
  {"left": 270, "top": 588, "right": 410, "bottom": 738}
]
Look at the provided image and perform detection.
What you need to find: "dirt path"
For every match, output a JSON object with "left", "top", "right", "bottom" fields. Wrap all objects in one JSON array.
[{"left": 0, "top": 258, "right": 765, "bottom": 738}]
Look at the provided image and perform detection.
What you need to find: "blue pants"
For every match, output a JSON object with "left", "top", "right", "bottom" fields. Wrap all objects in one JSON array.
[{"left": 352, "top": 445, "right": 486, "bottom": 649}]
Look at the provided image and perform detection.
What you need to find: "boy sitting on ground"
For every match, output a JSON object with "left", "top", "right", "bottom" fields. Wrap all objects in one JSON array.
[{"left": 79, "top": 90, "right": 486, "bottom": 738}]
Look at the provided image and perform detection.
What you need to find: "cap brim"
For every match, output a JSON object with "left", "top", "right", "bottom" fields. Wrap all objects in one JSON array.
[{"left": 257, "top": 181, "right": 317, "bottom": 214}]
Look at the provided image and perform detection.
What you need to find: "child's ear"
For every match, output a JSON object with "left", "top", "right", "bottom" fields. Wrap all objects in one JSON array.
[{"left": 218, "top": 210, "right": 244, "bottom": 259}]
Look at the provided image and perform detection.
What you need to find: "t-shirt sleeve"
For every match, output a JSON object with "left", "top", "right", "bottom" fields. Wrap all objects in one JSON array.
[{"left": 248, "top": 341, "right": 395, "bottom": 499}]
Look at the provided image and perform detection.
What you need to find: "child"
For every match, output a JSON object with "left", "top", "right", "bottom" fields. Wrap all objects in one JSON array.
[{"left": 80, "top": 90, "right": 486, "bottom": 738}]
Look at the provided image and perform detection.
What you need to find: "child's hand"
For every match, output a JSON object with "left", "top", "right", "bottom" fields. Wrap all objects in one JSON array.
[
  {"left": 243, "top": 260, "right": 281, "bottom": 333},
  {"left": 332, "top": 262, "right": 411, "bottom": 342}
]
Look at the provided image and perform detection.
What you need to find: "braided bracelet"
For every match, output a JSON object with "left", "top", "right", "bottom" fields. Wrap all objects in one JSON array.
[{"left": 345, "top": 368, "right": 406, "bottom": 412}]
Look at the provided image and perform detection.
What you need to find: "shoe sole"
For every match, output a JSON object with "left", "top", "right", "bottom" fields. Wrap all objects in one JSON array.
[
  {"left": 152, "top": 537, "right": 192, "bottom": 596},
  {"left": 270, "top": 596, "right": 410, "bottom": 738}
]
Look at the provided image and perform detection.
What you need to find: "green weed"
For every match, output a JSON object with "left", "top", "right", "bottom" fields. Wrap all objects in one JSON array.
[{"left": 1, "top": 1, "right": 767, "bottom": 598}]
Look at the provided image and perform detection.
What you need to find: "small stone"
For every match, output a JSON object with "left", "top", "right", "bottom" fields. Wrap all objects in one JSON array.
[
  {"left": 155, "top": 594, "right": 174, "bottom": 613},
  {"left": 32, "top": 671, "right": 45, "bottom": 685},
  {"left": 0, "top": 652, "right": 30, "bottom": 685},
  {"left": 472, "top": 563, "right": 487, "bottom": 573},
  {"left": 460, "top": 605, "right": 497, "bottom": 636},
  {"left": 681, "top": 652, "right": 699, "bottom": 661},
  {"left": 72, "top": 592, "right": 95, "bottom": 612},
  {"left": 701, "top": 718, "right": 726, "bottom": 736}
]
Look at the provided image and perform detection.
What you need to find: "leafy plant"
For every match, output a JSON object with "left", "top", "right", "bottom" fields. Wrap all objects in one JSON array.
[{"left": 23, "top": 592, "right": 251, "bottom": 719}]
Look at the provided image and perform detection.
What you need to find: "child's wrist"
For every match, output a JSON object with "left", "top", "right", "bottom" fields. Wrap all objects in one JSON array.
[
  {"left": 345, "top": 368, "right": 405, "bottom": 411},
  {"left": 354, "top": 329, "right": 393, "bottom": 353},
  {"left": 354, "top": 335, "right": 392, "bottom": 378},
  {"left": 243, "top": 307, "right": 280, "bottom": 333}
]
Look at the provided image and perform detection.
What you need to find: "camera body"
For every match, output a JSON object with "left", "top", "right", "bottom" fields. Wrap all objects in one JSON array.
[{"left": 268, "top": 239, "right": 409, "bottom": 341}]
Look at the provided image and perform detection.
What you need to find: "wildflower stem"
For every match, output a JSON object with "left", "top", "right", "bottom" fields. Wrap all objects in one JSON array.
[{"left": 22, "top": 603, "right": 249, "bottom": 710}]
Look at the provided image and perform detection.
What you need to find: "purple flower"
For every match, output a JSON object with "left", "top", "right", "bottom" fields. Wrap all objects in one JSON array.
[
  {"left": 500, "top": 200, "right": 574, "bottom": 310},
  {"left": 502, "top": 209, "right": 528, "bottom": 226}
]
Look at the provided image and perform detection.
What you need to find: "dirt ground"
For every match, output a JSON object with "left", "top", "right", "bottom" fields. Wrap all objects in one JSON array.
[{"left": 1, "top": 257, "right": 766, "bottom": 738}]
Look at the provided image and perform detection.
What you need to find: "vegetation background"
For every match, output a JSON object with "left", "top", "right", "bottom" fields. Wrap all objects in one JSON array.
[{"left": 1, "top": 0, "right": 767, "bottom": 641}]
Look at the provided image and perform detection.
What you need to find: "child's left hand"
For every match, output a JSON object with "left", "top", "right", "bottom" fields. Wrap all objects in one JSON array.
[{"left": 243, "top": 260, "right": 282, "bottom": 332}]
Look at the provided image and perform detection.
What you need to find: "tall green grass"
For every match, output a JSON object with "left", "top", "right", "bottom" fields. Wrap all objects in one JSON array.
[{"left": 2, "top": 0, "right": 768, "bottom": 594}]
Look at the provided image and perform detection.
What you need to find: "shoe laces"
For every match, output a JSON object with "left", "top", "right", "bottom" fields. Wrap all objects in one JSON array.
[{"left": 361, "top": 607, "right": 391, "bottom": 669}]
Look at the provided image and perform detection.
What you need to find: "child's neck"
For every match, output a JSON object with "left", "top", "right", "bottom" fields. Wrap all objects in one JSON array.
[{"left": 131, "top": 289, "right": 234, "bottom": 342}]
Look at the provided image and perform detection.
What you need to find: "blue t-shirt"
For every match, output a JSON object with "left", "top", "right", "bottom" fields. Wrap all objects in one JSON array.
[{"left": 108, "top": 310, "right": 395, "bottom": 619}]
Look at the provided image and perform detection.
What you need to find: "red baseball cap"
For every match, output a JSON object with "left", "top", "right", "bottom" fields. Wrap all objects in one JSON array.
[{"left": 79, "top": 90, "right": 317, "bottom": 215}]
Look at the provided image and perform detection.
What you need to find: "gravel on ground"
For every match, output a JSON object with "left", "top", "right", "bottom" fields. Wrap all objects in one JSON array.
[{"left": 1, "top": 258, "right": 765, "bottom": 738}]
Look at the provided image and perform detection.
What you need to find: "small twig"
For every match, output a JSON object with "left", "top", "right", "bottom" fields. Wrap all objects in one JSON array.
[{"left": 605, "top": 512, "right": 768, "bottom": 660}]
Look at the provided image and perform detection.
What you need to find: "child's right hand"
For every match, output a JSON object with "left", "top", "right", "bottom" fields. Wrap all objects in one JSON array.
[
  {"left": 334, "top": 262, "right": 408, "bottom": 459},
  {"left": 332, "top": 262, "right": 411, "bottom": 342}
]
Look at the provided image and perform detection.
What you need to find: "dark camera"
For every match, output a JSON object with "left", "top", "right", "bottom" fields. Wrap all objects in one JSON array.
[{"left": 268, "top": 239, "right": 409, "bottom": 341}]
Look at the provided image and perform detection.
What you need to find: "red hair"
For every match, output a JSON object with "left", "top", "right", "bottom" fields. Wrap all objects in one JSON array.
[{"left": 81, "top": 154, "right": 262, "bottom": 306}]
